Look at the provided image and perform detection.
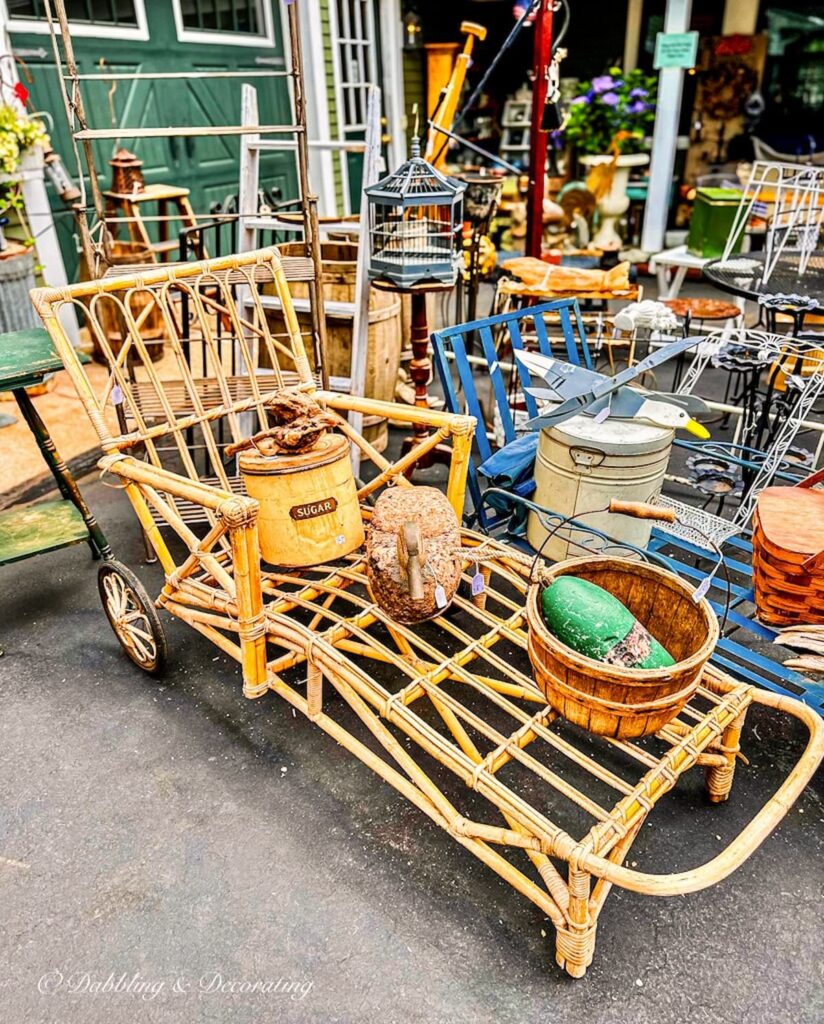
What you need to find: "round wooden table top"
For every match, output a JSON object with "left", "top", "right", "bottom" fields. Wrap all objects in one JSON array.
[
  {"left": 662, "top": 297, "right": 742, "bottom": 321},
  {"left": 372, "top": 278, "right": 456, "bottom": 296}
]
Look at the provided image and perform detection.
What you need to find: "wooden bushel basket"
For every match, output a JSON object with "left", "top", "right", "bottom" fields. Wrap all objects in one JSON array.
[
  {"left": 527, "top": 556, "right": 718, "bottom": 739},
  {"left": 752, "top": 467, "right": 824, "bottom": 626}
]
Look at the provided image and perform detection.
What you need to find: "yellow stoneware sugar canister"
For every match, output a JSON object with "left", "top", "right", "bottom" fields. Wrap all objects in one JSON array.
[{"left": 238, "top": 433, "right": 365, "bottom": 567}]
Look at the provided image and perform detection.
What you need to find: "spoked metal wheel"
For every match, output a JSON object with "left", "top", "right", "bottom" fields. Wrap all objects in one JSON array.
[{"left": 98, "top": 559, "right": 167, "bottom": 675}]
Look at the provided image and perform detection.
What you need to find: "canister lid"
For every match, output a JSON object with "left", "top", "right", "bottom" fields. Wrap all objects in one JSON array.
[
  {"left": 542, "top": 412, "right": 674, "bottom": 456},
  {"left": 237, "top": 431, "right": 349, "bottom": 475},
  {"left": 696, "top": 187, "right": 741, "bottom": 204}
]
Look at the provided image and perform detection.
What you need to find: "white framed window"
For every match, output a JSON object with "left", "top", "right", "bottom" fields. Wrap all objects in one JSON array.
[
  {"left": 333, "top": 0, "right": 379, "bottom": 134},
  {"left": 5, "top": 0, "right": 150, "bottom": 41},
  {"left": 172, "top": 0, "right": 276, "bottom": 48},
  {"left": 328, "top": 0, "right": 380, "bottom": 213}
]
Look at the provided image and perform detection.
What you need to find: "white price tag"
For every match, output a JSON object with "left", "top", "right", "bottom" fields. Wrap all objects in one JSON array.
[
  {"left": 471, "top": 564, "right": 485, "bottom": 596},
  {"left": 434, "top": 585, "right": 447, "bottom": 609}
]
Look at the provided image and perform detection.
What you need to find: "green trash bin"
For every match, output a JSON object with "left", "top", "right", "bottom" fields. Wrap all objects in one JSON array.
[{"left": 687, "top": 187, "right": 745, "bottom": 259}]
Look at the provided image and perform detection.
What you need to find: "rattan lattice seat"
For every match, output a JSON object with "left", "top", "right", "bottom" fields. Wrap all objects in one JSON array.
[{"left": 129, "top": 372, "right": 307, "bottom": 422}]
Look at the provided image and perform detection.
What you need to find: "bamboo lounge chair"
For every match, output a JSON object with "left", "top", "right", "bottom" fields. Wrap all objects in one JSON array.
[{"left": 31, "top": 247, "right": 823, "bottom": 978}]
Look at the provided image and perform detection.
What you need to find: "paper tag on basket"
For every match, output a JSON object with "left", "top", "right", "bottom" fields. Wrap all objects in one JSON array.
[
  {"left": 693, "top": 557, "right": 722, "bottom": 603},
  {"left": 471, "top": 564, "right": 485, "bottom": 596},
  {"left": 434, "top": 584, "right": 448, "bottom": 609},
  {"left": 111, "top": 384, "right": 124, "bottom": 406}
]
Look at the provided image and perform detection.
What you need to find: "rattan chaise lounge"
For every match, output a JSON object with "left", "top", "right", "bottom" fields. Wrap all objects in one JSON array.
[{"left": 31, "top": 248, "right": 823, "bottom": 978}]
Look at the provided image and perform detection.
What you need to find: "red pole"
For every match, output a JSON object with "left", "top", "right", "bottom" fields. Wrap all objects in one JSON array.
[{"left": 526, "top": 0, "right": 553, "bottom": 258}]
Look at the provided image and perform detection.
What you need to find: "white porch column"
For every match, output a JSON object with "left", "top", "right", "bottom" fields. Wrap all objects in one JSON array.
[
  {"left": 623, "top": 0, "right": 644, "bottom": 72},
  {"left": 378, "top": 0, "right": 406, "bottom": 173},
  {"left": 641, "top": 0, "right": 693, "bottom": 254}
]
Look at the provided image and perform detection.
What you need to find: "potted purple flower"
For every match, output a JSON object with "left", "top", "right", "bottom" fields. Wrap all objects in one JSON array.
[{"left": 563, "top": 68, "right": 657, "bottom": 249}]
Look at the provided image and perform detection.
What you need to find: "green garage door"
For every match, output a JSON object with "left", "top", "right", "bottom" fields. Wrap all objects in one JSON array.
[{"left": 8, "top": 0, "right": 296, "bottom": 277}]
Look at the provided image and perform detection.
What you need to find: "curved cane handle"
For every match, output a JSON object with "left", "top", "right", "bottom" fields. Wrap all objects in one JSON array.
[
  {"left": 577, "top": 685, "right": 824, "bottom": 897},
  {"left": 397, "top": 521, "right": 426, "bottom": 601},
  {"left": 609, "top": 499, "right": 677, "bottom": 523}
]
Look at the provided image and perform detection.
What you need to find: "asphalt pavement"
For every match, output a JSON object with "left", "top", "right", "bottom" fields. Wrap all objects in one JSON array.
[{"left": 1, "top": 472, "right": 822, "bottom": 1024}]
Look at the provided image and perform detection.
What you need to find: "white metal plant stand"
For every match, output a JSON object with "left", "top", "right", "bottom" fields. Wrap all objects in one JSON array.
[{"left": 721, "top": 162, "right": 824, "bottom": 285}]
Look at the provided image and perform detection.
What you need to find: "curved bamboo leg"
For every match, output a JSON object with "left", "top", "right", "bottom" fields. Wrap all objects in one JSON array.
[
  {"left": 222, "top": 498, "right": 268, "bottom": 699},
  {"left": 705, "top": 709, "right": 747, "bottom": 803}
]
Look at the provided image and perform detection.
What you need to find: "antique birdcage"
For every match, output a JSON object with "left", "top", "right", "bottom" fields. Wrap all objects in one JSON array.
[{"left": 365, "top": 137, "right": 465, "bottom": 288}]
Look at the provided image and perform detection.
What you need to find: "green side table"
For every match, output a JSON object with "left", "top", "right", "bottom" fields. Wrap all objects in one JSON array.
[{"left": 0, "top": 328, "right": 111, "bottom": 566}]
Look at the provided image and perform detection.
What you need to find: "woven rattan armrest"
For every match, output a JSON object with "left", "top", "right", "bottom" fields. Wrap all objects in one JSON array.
[
  {"left": 99, "top": 453, "right": 257, "bottom": 519},
  {"left": 317, "top": 390, "right": 476, "bottom": 436},
  {"left": 316, "top": 392, "right": 476, "bottom": 516}
]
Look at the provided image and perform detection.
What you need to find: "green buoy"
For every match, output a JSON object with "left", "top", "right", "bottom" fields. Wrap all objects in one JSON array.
[{"left": 541, "top": 576, "right": 675, "bottom": 670}]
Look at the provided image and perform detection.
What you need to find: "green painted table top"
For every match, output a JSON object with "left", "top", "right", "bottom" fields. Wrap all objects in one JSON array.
[
  {"left": 0, "top": 498, "right": 89, "bottom": 565},
  {"left": 0, "top": 328, "right": 87, "bottom": 391}
]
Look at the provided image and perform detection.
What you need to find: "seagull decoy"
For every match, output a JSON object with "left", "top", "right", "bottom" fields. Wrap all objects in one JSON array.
[{"left": 515, "top": 340, "right": 711, "bottom": 438}]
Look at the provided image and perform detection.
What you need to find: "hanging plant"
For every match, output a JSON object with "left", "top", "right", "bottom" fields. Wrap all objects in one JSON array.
[
  {"left": 0, "top": 105, "right": 49, "bottom": 177},
  {"left": 0, "top": 105, "right": 49, "bottom": 246},
  {"left": 563, "top": 68, "right": 657, "bottom": 156}
]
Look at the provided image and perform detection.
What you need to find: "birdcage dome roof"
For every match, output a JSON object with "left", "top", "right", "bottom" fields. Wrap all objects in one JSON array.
[{"left": 365, "top": 143, "right": 466, "bottom": 204}]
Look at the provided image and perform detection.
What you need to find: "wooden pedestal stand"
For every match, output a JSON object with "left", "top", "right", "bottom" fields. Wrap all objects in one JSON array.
[{"left": 374, "top": 279, "right": 454, "bottom": 471}]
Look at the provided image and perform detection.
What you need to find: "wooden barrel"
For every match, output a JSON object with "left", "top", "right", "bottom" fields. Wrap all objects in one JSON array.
[
  {"left": 269, "top": 242, "right": 402, "bottom": 452},
  {"left": 526, "top": 556, "right": 718, "bottom": 739}
]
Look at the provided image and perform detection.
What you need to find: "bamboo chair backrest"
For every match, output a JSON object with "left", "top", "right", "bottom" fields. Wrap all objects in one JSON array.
[
  {"left": 31, "top": 247, "right": 315, "bottom": 491},
  {"left": 431, "top": 299, "right": 592, "bottom": 530}
]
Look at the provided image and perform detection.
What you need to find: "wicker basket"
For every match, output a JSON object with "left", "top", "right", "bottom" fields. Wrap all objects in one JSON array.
[
  {"left": 752, "top": 468, "right": 824, "bottom": 626},
  {"left": 526, "top": 556, "right": 718, "bottom": 739}
]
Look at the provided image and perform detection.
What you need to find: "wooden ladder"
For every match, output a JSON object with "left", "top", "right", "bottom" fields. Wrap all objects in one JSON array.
[
  {"left": 45, "top": 0, "right": 330, "bottom": 384},
  {"left": 237, "top": 80, "right": 384, "bottom": 468}
]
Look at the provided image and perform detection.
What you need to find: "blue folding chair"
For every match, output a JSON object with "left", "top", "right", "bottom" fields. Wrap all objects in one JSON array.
[{"left": 431, "top": 299, "right": 592, "bottom": 532}]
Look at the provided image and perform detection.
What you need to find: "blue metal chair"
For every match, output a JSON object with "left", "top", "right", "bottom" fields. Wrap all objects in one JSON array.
[
  {"left": 432, "top": 302, "right": 824, "bottom": 714},
  {"left": 431, "top": 299, "right": 591, "bottom": 533}
]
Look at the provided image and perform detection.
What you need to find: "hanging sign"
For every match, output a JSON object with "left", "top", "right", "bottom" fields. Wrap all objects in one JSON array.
[{"left": 653, "top": 31, "right": 699, "bottom": 70}]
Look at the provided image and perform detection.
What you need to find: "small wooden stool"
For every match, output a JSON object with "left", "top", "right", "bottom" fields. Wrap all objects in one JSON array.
[{"left": 104, "top": 184, "right": 201, "bottom": 262}]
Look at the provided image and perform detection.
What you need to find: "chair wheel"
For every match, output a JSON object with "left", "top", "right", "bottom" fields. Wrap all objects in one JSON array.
[{"left": 98, "top": 559, "right": 167, "bottom": 675}]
